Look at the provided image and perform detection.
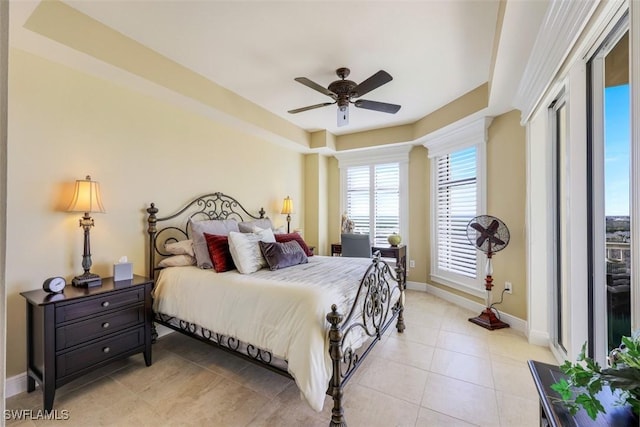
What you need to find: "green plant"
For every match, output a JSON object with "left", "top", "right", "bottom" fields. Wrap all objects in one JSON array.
[{"left": 551, "top": 331, "right": 640, "bottom": 420}]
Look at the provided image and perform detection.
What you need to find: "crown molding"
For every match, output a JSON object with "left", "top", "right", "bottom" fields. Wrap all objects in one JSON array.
[
  {"left": 334, "top": 144, "right": 412, "bottom": 168},
  {"left": 514, "top": 0, "right": 599, "bottom": 122},
  {"left": 422, "top": 117, "right": 492, "bottom": 158}
]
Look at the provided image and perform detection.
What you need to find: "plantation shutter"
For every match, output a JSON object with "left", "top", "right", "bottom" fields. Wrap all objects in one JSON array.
[
  {"left": 435, "top": 147, "right": 477, "bottom": 278},
  {"left": 374, "top": 163, "right": 399, "bottom": 246},
  {"left": 346, "top": 166, "right": 370, "bottom": 234},
  {"left": 346, "top": 163, "right": 400, "bottom": 246}
]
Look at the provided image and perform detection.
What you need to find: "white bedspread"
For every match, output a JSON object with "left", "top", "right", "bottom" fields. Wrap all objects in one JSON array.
[{"left": 152, "top": 255, "right": 377, "bottom": 411}]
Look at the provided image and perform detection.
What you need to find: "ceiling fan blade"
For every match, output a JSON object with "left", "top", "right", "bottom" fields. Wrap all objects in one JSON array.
[
  {"left": 294, "top": 77, "right": 337, "bottom": 99},
  {"left": 351, "top": 70, "right": 393, "bottom": 98},
  {"left": 288, "top": 102, "right": 334, "bottom": 114},
  {"left": 354, "top": 99, "right": 401, "bottom": 114}
]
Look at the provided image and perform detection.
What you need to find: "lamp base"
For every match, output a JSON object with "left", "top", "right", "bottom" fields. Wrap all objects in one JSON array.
[
  {"left": 468, "top": 308, "right": 509, "bottom": 330},
  {"left": 72, "top": 272, "right": 102, "bottom": 288}
]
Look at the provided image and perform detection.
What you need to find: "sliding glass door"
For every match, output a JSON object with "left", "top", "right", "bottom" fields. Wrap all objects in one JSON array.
[{"left": 589, "top": 25, "right": 631, "bottom": 360}]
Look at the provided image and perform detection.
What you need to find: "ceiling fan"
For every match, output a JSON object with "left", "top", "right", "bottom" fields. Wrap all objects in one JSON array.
[{"left": 288, "top": 67, "right": 401, "bottom": 127}]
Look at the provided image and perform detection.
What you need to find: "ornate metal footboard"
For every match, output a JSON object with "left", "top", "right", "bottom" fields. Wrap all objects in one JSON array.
[
  {"left": 145, "top": 192, "right": 406, "bottom": 427},
  {"left": 326, "top": 255, "right": 405, "bottom": 427}
]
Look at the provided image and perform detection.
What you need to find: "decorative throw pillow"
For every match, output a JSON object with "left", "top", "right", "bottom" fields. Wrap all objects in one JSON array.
[
  {"left": 189, "top": 219, "right": 239, "bottom": 269},
  {"left": 164, "top": 239, "right": 194, "bottom": 257},
  {"left": 259, "top": 240, "right": 308, "bottom": 271},
  {"left": 227, "top": 228, "right": 276, "bottom": 274},
  {"left": 238, "top": 218, "right": 274, "bottom": 233},
  {"left": 274, "top": 232, "right": 314, "bottom": 256},
  {"left": 158, "top": 254, "right": 196, "bottom": 268},
  {"left": 204, "top": 233, "right": 235, "bottom": 273}
]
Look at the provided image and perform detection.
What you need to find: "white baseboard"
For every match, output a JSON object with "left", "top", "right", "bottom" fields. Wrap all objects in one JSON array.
[
  {"left": 422, "top": 282, "right": 528, "bottom": 335},
  {"left": 6, "top": 372, "right": 29, "bottom": 398},
  {"left": 527, "top": 328, "right": 551, "bottom": 347},
  {"left": 406, "top": 280, "right": 428, "bottom": 292}
]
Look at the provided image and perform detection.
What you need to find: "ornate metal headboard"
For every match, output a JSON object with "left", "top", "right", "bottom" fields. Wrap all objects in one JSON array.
[{"left": 146, "top": 192, "right": 265, "bottom": 278}]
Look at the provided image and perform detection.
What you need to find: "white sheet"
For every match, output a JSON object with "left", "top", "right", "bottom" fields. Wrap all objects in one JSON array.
[{"left": 152, "top": 255, "right": 377, "bottom": 411}]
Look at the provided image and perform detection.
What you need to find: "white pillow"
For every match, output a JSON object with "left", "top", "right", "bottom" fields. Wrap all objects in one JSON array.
[
  {"left": 228, "top": 228, "right": 276, "bottom": 274},
  {"left": 189, "top": 219, "right": 239, "bottom": 269},
  {"left": 164, "top": 239, "right": 194, "bottom": 257},
  {"left": 158, "top": 254, "right": 196, "bottom": 268}
]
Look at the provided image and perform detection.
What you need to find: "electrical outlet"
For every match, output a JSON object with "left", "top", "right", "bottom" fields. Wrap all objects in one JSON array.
[
  {"left": 504, "top": 281, "right": 512, "bottom": 294},
  {"left": 409, "top": 260, "right": 415, "bottom": 268}
]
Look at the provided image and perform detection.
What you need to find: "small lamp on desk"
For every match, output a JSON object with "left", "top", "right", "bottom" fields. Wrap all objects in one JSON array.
[
  {"left": 67, "top": 175, "right": 105, "bottom": 287},
  {"left": 281, "top": 196, "right": 293, "bottom": 233}
]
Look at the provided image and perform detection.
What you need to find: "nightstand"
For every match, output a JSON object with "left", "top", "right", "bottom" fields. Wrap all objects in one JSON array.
[
  {"left": 21, "top": 275, "right": 153, "bottom": 411},
  {"left": 372, "top": 245, "right": 407, "bottom": 285}
]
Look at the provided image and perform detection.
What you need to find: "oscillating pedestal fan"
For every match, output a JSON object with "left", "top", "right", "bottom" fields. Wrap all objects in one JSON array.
[{"left": 466, "top": 215, "right": 511, "bottom": 330}]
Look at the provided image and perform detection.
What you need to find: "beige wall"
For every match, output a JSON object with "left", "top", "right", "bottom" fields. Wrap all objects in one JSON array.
[
  {"left": 485, "top": 110, "right": 527, "bottom": 319},
  {"left": 5, "top": 49, "right": 304, "bottom": 376},
  {"left": 303, "top": 153, "right": 329, "bottom": 255}
]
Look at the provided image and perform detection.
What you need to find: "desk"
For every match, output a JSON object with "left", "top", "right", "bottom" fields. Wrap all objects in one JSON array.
[
  {"left": 527, "top": 360, "right": 638, "bottom": 426},
  {"left": 330, "top": 243, "right": 407, "bottom": 284}
]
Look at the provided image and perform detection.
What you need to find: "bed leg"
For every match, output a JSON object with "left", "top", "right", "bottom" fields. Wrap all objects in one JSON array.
[
  {"left": 396, "top": 286, "right": 406, "bottom": 333},
  {"left": 327, "top": 305, "right": 347, "bottom": 427}
]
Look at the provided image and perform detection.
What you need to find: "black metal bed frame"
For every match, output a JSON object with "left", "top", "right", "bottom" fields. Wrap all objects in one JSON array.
[{"left": 145, "top": 192, "right": 406, "bottom": 427}]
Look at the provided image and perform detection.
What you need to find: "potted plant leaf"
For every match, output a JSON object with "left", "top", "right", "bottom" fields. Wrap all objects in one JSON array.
[{"left": 551, "top": 330, "right": 640, "bottom": 420}]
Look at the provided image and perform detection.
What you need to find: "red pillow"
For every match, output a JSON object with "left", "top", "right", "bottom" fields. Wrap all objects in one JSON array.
[
  {"left": 275, "top": 233, "right": 313, "bottom": 257},
  {"left": 204, "top": 233, "right": 235, "bottom": 272}
]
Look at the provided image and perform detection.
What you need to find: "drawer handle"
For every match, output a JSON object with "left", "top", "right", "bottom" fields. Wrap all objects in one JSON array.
[
  {"left": 102, "top": 322, "right": 110, "bottom": 329},
  {"left": 102, "top": 347, "right": 110, "bottom": 354},
  {"left": 102, "top": 301, "right": 110, "bottom": 308}
]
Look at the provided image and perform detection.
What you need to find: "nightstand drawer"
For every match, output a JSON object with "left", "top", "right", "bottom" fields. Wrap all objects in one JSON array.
[
  {"left": 56, "top": 327, "right": 145, "bottom": 379},
  {"left": 55, "top": 288, "right": 145, "bottom": 323},
  {"left": 56, "top": 306, "right": 145, "bottom": 351}
]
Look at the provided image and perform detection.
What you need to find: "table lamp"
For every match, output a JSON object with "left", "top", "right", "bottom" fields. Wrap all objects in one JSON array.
[
  {"left": 281, "top": 196, "right": 293, "bottom": 233},
  {"left": 67, "top": 175, "right": 105, "bottom": 287}
]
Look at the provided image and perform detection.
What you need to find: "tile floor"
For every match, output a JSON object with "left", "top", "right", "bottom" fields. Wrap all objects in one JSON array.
[{"left": 6, "top": 290, "right": 557, "bottom": 426}]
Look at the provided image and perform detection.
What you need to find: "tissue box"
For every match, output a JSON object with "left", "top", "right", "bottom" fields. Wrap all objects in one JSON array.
[{"left": 113, "top": 262, "right": 133, "bottom": 282}]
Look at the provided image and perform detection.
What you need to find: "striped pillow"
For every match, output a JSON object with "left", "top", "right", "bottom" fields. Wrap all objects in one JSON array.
[{"left": 204, "top": 233, "right": 235, "bottom": 272}]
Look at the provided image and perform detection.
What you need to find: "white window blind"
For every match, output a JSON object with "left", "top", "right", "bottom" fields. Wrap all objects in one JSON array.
[
  {"left": 435, "top": 147, "right": 477, "bottom": 279},
  {"left": 346, "top": 165, "right": 370, "bottom": 234},
  {"left": 346, "top": 163, "right": 400, "bottom": 246}
]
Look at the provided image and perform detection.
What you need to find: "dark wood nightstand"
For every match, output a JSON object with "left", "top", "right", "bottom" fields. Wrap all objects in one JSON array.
[
  {"left": 21, "top": 275, "right": 153, "bottom": 411},
  {"left": 372, "top": 245, "right": 407, "bottom": 285}
]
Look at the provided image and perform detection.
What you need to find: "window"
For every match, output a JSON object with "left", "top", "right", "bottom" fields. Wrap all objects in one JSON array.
[
  {"left": 424, "top": 118, "right": 489, "bottom": 296},
  {"left": 345, "top": 163, "right": 400, "bottom": 246},
  {"left": 435, "top": 147, "right": 478, "bottom": 279},
  {"left": 337, "top": 146, "right": 410, "bottom": 248}
]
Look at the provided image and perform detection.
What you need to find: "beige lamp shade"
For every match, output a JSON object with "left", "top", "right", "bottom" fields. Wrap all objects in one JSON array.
[
  {"left": 281, "top": 196, "right": 293, "bottom": 215},
  {"left": 67, "top": 175, "right": 106, "bottom": 214}
]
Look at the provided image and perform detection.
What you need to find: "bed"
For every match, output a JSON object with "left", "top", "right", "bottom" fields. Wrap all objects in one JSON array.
[{"left": 145, "top": 192, "right": 406, "bottom": 426}]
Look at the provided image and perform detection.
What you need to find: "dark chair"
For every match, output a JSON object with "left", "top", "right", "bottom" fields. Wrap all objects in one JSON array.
[{"left": 340, "top": 233, "right": 371, "bottom": 258}]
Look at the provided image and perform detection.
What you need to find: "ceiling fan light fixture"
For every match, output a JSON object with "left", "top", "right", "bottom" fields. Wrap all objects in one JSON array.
[{"left": 337, "top": 105, "right": 349, "bottom": 127}]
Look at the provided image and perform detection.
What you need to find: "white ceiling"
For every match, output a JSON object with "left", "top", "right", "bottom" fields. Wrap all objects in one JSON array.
[{"left": 11, "top": 0, "right": 550, "bottom": 138}]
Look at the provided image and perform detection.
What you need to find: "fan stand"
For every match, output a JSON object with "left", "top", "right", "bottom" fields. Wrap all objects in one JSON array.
[{"left": 468, "top": 253, "right": 509, "bottom": 330}]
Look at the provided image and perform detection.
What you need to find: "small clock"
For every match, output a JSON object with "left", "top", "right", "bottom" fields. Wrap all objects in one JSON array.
[{"left": 43, "top": 276, "right": 66, "bottom": 294}]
